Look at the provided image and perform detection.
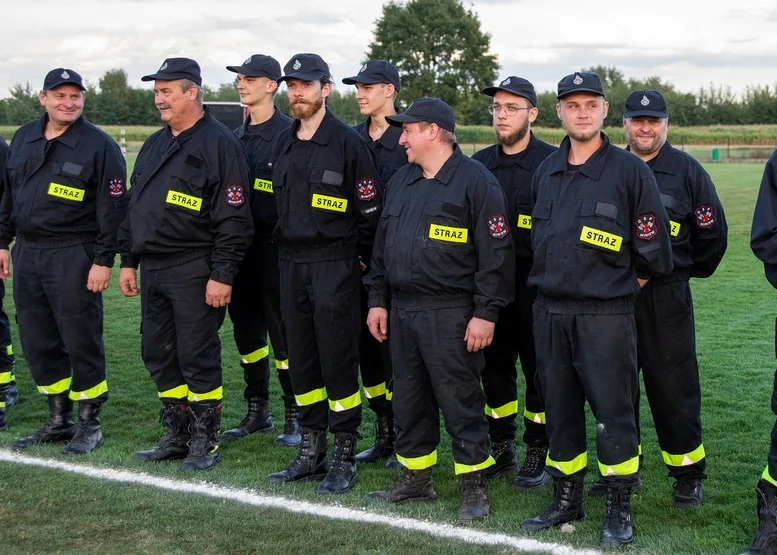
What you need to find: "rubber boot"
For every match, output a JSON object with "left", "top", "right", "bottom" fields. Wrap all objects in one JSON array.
[
  {"left": 266, "top": 429, "right": 329, "bottom": 483},
  {"left": 62, "top": 401, "right": 103, "bottom": 454},
  {"left": 134, "top": 402, "right": 190, "bottom": 461},
  {"left": 13, "top": 394, "right": 75, "bottom": 450},
  {"left": 221, "top": 397, "right": 273, "bottom": 441},
  {"left": 316, "top": 432, "right": 358, "bottom": 494}
]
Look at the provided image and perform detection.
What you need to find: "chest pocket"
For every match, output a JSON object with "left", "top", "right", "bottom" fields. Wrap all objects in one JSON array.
[
  {"left": 48, "top": 161, "right": 94, "bottom": 204},
  {"left": 165, "top": 163, "right": 208, "bottom": 215},
  {"left": 516, "top": 188, "right": 533, "bottom": 230},
  {"left": 309, "top": 167, "right": 349, "bottom": 237},
  {"left": 252, "top": 156, "right": 274, "bottom": 194},
  {"left": 578, "top": 199, "right": 624, "bottom": 254},
  {"left": 660, "top": 193, "right": 689, "bottom": 238},
  {"left": 424, "top": 201, "right": 470, "bottom": 252},
  {"left": 382, "top": 201, "right": 404, "bottom": 248}
]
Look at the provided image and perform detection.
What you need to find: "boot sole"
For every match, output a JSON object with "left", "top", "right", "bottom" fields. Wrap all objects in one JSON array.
[
  {"left": 266, "top": 470, "right": 329, "bottom": 484},
  {"left": 12, "top": 436, "right": 74, "bottom": 451},
  {"left": 62, "top": 438, "right": 104, "bottom": 455},
  {"left": 520, "top": 513, "right": 586, "bottom": 532},
  {"left": 366, "top": 492, "right": 438, "bottom": 504},
  {"left": 513, "top": 471, "right": 551, "bottom": 491},
  {"left": 601, "top": 534, "right": 633, "bottom": 547},
  {"left": 486, "top": 462, "right": 519, "bottom": 481}
]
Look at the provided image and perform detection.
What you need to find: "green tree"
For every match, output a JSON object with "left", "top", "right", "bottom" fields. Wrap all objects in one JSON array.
[
  {"left": 2, "top": 83, "right": 42, "bottom": 124},
  {"left": 366, "top": 0, "right": 499, "bottom": 125}
]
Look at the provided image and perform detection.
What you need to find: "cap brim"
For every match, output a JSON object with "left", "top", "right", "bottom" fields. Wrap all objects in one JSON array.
[
  {"left": 557, "top": 88, "right": 606, "bottom": 99},
  {"left": 226, "top": 65, "right": 278, "bottom": 80},
  {"left": 342, "top": 75, "right": 381, "bottom": 85},
  {"left": 386, "top": 113, "right": 422, "bottom": 127},
  {"left": 278, "top": 71, "right": 328, "bottom": 83},
  {"left": 141, "top": 72, "right": 192, "bottom": 82},
  {"left": 45, "top": 80, "right": 85, "bottom": 91},
  {"left": 623, "top": 109, "right": 668, "bottom": 119},
  {"left": 482, "top": 86, "right": 536, "bottom": 105}
]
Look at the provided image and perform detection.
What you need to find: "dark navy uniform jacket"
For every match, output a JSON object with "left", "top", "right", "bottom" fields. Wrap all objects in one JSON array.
[
  {"left": 633, "top": 141, "right": 727, "bottom": 279},
  {"left": 234, "top": 108, "right": 292, "bottom": 239},
  {"left": 472, "top": 133, "right": 557, "bottom": 261},
  {"left": 353, "top": 117, "right": 407, "bottom": 189},
  {"left": 0, "top": 114, "right": 127, "bottom": 267},
  {"left": 118, "top": 111, "right": 253, "bottom": 286},
  {"left": 364, "top": 145, "right": 515, "bottom": 323},
  {"left": 751, "top": 150, "right": 777, "bottom": 288},
  {"left": 528, "top": 133, "right": 673, "bottom": 305},
  {"left": 271, "top": 109, "right": 381, "bottom": 262},
  {"left": 0, "top": 137, "right": 7, "bottom": 203}
]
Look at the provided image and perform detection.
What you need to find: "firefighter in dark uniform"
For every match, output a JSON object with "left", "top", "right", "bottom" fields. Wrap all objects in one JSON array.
[
  {"left": 364, "top": 98, "right": 515, "bottom": 521},
  {"left": 472, "top": 76, "right": 556, "bottom": 487},
  {"left": 745, "top": 148, "right": 777, "bottom": 554},
  {"left": 0, "top": 136, "right": 18, "bottom": 431},
  {"left": 219, "top": 54, "right": 299, "bottom": 447},
  {"left": 587, "top": 90, "right": 727, "bottom": 505},
  {"left": 265, "top": 53, "right": 381, "bottom": 494},
  {"left": 0, "top": 69, "right": 126, "bottom": 453},
  {"left": 519, "top": 73, "right": 673, "bottom": 547},
  {"left": 118, "top": 58, "right": 253, "bottom": 471},
  {"left": 342, "top": 59, "right": 408, "bottom": 467}
]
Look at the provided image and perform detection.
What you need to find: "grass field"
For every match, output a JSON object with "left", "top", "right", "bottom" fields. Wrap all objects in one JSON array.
[{"left": 0, "top": 160, "right": 775, "bottom": 554}]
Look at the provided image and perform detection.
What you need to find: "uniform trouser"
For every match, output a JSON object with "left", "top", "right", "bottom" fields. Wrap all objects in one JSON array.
[
  {"left": 12, "top": 242, "right": 107, "bottom": 402},
  {"left": 391, "top": 303, "right": 493, "bottom": 475},
  {"left": 228, "top": 238, "right": 294, "bottom": 402},
  {"left": 635, "top": 279, "right": 706, "bottom": 479},
  {"left": 482, "top": 263, "right": 546, "bottom": 445},
  {"left": 279, "top": 256, "right": 361, "bottom": 433},
  {"left": 360, "top": 284, "right": 393, "bottom": 416},
  {"left": 534, "top": 300, "right": 640, "bottom": 485},
  {"left": 140, "top": 256, "right": 225, "bottom": 403},
  {"left": 0, "top": 281, "right": 16, "bottom": 395},
  {"left": 760, "top": 318, "right": 777, "bottom": 487}
]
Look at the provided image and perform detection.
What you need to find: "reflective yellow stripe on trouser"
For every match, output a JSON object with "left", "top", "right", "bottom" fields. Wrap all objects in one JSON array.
[
  {"left": 397, "top": 450, "right": 438, "bottom": 471},
  {"left": 598, "top": 456, "right": 640, "bottom": 477},
  {"left": 275, "top": 359, "right": 289, "bottom": 370},
  {"left": 762, "top": 467, "right": 777, "bottom": 487},
  {"left": 0, "top": 371, "right": 10, "bottom": 385},
  {"left": 386, "top": 390, "right": 393, "bottom": 401},
  {"left": 241, "top": 346, "right": 269, "bottom": 364},
  {"left": 363, "top": 382, "right": 386, "bottom": 400},
  {"left": 69, "top": 380, "right": 108, "bottom": 401},
  {"left": 159, "top": 384, "right": 189, "bottom": 400},
  {"left": 37, "top": 377, "right": 72, "bottom": 396},
  {"left": 662, "top": 444, "right": 705, "bottom": 467},
  {"left": 523, "top": 409, "right": 546, "bottom": 424},
  {"left": 455, "top": 456, "right": 496, "bottom": 475},
  {"left": 485, "top": 401, "right": 518, "bottom": 419},
  {"left": 547, "top": 452, "right": 587, "bottom": 475},
  {"left": 296, "top": 387, "right": 327, "bottom": 407},
  {"left": 329, "top": 391, "right": 361, "bottom": 412},
  {"left": 188, "top": 387, "right": 223, "bottom": 403}
]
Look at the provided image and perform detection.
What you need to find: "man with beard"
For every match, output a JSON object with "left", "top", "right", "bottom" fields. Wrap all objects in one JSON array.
[
  {"left": 519, "top": 73, "right": 672, "bottom": 547},
  {"left": 472, "top": 76, "right": 556, "bottom": 488},
  {"left": 586, "top": 90, "right": 727, "bottom": 506},
  {"left": 342, "top": 59, "right": 408, "bottom": 467},
  {"left": 265, "top": 53, "right": 382, "bottom": 494}
]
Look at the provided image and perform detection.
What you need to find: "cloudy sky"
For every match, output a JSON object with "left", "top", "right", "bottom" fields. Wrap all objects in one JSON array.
[{"left": 2, "top": 0, "right": 777, "bottom": 99}]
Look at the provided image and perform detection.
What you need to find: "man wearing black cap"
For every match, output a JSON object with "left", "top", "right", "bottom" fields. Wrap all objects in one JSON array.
[
  {"left": 118, "top": 57, "right": 253, "bottom": 471},
  {"left": 218, "top": 54, "right": 299, "bottom": 447},
  {"left": 265, "top": 53, "right": 381, "bottom": 494},
  {"left": 0, "top": 136, "right": 18, "bottom": 431},
  {"left": 519, "top": 73, "right": 673, "bottom": 547},
  {"left": 0, "top": 68, "right": 126, "bottom": 454},
  {"left": 342, "top": 59, "right": 407, "bottom": 467},
  {"left": 364, "top": 97, "right": 515, "bottom": 521},
  {"left": 586, "top": 90, "right": 727, "bottom": 505},
  {"left": 472, "top": 76, "right": 556, "bottom": 488}
]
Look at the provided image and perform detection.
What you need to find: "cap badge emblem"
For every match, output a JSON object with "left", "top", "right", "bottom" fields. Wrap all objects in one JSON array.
[
  {"left": 244, "top": 56, "right": 252, "bottom": 65},
  {"left": 160, "top": 62, "right": 168, "bottom": 71},
  {"left": 360, "top": 64, "right": 367, "bottom": 73},
  {"left": 641, "top": 95, "right": 650, "bottom": 106},
  {"left": 572, "top": 74, "right": 583, "bottom": 85},
  {"left": 293, "top": 59, "right": 302, "bottom": 70},
  {"left": 501, "top": 78, "right": 511, "bottom": 86},
  {"left": 61, "top": 70, "right": 70, "bottom": 79}
]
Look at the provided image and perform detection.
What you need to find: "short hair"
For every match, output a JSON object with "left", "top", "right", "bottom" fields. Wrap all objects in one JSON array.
[
  {"left": 418, "top": 121, "right": 456, "bottom": 145},
  {"left": 179, "top": 79, "right": 203, "bottom": 102}
]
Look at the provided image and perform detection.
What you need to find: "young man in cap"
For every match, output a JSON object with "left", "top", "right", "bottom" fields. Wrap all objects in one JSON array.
[
  {"left": 342, "top": 59, "right": 408, "bottom": 467},
  {"left": 219, "top": 54, "right": 299, "bottom": 447},
  {"left": 118, "top": 57, "right": 253, "bottom": 471},
  {"left": 265, "top": 53, "right": 382, "bottom": 494},
  {"left": 0, "top": 136, "right": 18, "bottom": 431},
  {"left": 587, "top": 89, "right": 727, "bottom": 506},
  {"left": 364, "top": 97, "right": 515, "bottom": 521},
  {"left": 519, "top": 73, "right": 673, "bottom": 547},
  {"left": 472, "top": 76, "right": 556, "bottom": 487},
  {"left": 0, "top": 69, "right": 126, "bottom": 453}
]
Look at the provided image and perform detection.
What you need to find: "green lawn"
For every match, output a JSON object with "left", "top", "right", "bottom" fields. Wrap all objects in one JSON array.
[{"left": 0, "top": 161, "right": 774, "bottom": 554}]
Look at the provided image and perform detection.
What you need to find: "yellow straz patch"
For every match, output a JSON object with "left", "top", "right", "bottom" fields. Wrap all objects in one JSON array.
[
  {"left": 254, "top": 179, "right": 273, "bottom": 194},
  {"left": 166, "top": 190, "right": 202, "bottom": 212},
  {"left": 48, "top": 183, "right": 85, "bottom": 201},
  {"left": 312, "top": 194, "right": 347, "bottom": 212},
  {"left": 670, "top": 220, "right": 681, "bottom": 237},
  {"left": 429, "top": 224, "right": 468, "bottom": 243},
  {"left": 580, "top": 226, "right": 622, "bottom": 252},
  {"left": 517, "top": 214, "right": 532, "bottom": 229}
]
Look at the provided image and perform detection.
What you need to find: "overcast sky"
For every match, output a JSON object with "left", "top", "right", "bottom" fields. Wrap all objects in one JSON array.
[{"left": 2, "top": 0, "right": 777, "bottom": 100}]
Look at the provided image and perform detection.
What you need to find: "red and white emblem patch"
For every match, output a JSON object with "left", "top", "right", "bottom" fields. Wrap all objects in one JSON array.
[
  {"left": 635, "top": 212, "right": 657, "bottom": 240},
  {"left": 694, "top": 204, "right": 716, "bottom": 229},
  {"left": 487, "top": 214, "right": 509, "bottom": 239},
  {"left": 225, "top": 185, "right": 245, "bottom": 207},
  {"left": 108, "top": 178, "right": 125, "bottom": 198},
  {"left": 357, "top": 178, "right": 377, "bottom": 201}
]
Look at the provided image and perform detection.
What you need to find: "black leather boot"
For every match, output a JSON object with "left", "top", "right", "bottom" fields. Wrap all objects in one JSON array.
[
  {"left": 458, "top": 470, "right": 490, "bottom": 521},
  {"left": 366, "top": 468, "right": 437, "bottom": 503},
  {"left": 601, "top": 483, "right": 634, "bottom": 547},
  {"left": 13, "top": 394, "right": 75, "bottom": 450},
  {"left": 355, "top": 412, "right": 394, "bottom": 463},
  {"left": 221, "top": 397, "right": 273, "bottom": 441},
  {"left": 134, "top": 402, "right": 190, "bottom": 461},
  {"left": 6, "top": 381, "right": 19, "bottom": 408},
  {"left": 521, "top": 476, "right": 586, "bottom": 531},
  {"left": 181, "top": 403, "right": 222, "bottom": 471},
  {"left": 273, "top": 400, "right": 301, "bottom": 447},
  {"left": 62, "top": 401, "right": 103, "bottom": 454},
  {"left": 266, "top": 429, "right": 328, "bottom": 483},
  {"left": 485, "top": 439, "right": 517, "bottom": 480},
  {"left": 0, "top": 383, "right": 8, "bottom": 431},
  {"left": 673, "top": 477, "right": 703, "bottom": 507},
  {"left": 742, "top": 480, "right": 777, "bottom": 555},
  {"left": 512, "top": 444, "right": 551, "bottom": 490},
  {"left": 316, "top": 432, "right": 358, "bottom": 494}
]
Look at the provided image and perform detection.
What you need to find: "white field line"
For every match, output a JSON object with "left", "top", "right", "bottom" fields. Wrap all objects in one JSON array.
[{"left": 0, "top": 449, "right": 600, "bottom": 555}]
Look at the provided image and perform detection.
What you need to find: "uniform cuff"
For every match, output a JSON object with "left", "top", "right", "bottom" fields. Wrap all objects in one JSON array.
[
  {"left": 0, "top": 242, "right": 8, "bottom": 251},
  {"left": 367, "top": 296, "right": 385, "bottom": 309},
  {"left": 209, "top": 271, "right": 234, "bottom": 287},
  {"left": 120, "top": 255, "right": 140, "bottom": 269},
  {"left": 94, "top": 255, "right": 116, "bottom": 268},
  {"left": 474, "top": 307, "right": 499, "bottom": 323}
]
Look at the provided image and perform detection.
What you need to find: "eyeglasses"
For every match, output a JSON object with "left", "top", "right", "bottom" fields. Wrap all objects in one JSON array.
[{"left": 488, "top": 104, "right": 532, "bottom": 116}]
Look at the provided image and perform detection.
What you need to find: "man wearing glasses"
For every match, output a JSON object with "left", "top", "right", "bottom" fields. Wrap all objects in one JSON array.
[{"left": 472, "top": 77, "right": 556, "bottom": 489}]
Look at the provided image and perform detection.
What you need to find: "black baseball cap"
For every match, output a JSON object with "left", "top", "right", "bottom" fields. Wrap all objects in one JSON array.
[
  {"left": 557, "top": 72, "right": 605, "bottom": 99},
  {"left": 278, "top": 53, "right": 331, "bottom": 83},
  {"left": 624, "top": 90, "right": 669, "bottom": 119},
  {"left": 226, "top": 54, "right": 282, "bottom": 81},
  {"left": 483, "top": 76, "right": 537, "bottom": 107},
  {"left": 386, "top": 97, "right": 455, "bottom": 132},
  {"left": 142, "top": 58, "right": 202, "bottom": 86},
  {"left": 43, "top": 68, "right": 85, "bottom": 91},
  {"left": 342, "top": 60, "right": 401, "bottom": 90}
]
